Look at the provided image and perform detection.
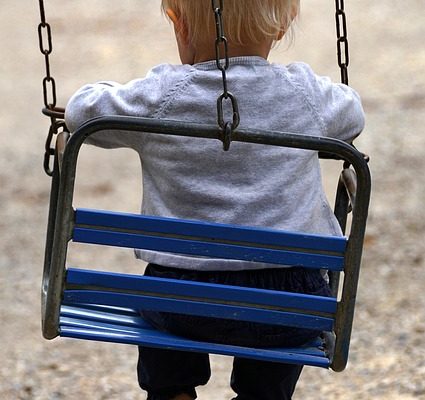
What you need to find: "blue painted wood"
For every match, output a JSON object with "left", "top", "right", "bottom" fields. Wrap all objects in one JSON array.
[
  {"left": 61, "top": 304, "right": 145, "bottom": 328},
  {"left": 60, "top": 303, "right": 326, "bottom": 356},
  {"left": 59, "top": 304, "right": 330, "bottom": 368},
  {"left": 73, "top": 228, "right": 345, "bottom": 271},
  {"left": 61, "top": 304, "right": 151, "bottom": 329},
  {"left": 66, "top": 268, "right": 337, "bottom": 314},
  {"left": 60, "top": 318, "right": 324, "bottom": 357},
  {"left": 75, "top": 208, "right": 347, "bottom": 253},
  {"left": 61, "top": 316, "right": 144, "bottom": 335},
  {"left": 64, "top": 209, "right": 346, "bottom": 367},
  {"left": 60, "top": 325, "right": 329, "bottom": 367},
  {"left": 63, "top": 290, "right": 335, "bottom": 331}
]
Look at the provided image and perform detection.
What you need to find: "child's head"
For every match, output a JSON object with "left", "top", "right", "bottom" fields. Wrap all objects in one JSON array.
[{"left": 162, "top": 0, "right": 299, "bottom": 49}]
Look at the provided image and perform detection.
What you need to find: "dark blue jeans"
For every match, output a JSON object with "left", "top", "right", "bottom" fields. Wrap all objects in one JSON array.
[{"left": 137, "top": 264, "right": 331, "bottom": 400}]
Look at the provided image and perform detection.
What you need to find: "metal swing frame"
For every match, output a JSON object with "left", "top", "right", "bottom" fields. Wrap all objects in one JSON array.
[
  {"left": 38, "top": 0, "right": 370, "bottom": 373},
  {"left": 42, "top": 116, "right": 370, "bottom": 371}
]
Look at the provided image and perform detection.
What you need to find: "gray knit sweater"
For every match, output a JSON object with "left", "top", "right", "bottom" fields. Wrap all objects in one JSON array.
[{"left": 65, "top": 56, "right": 364, "bottom": 271}]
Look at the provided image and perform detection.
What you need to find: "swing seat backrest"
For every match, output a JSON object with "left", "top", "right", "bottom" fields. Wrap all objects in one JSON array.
[{"left": 42, "top": 116, "right": 371, "bottom": 372}]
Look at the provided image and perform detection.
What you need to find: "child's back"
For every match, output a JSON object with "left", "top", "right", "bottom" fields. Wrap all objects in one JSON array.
[{"left": 66, "top": 59, "right": 363, "bottom": 271}]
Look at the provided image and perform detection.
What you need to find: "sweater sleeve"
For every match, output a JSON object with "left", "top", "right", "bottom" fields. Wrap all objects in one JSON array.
[
  {"left": 287, "top": 62, "right": 365, "bottom": 142},
  {"left": 64, "top": 64, "right": 186, "bottom": 149},
  {"left": 65, "top": 81, "right": 142, "bottom": 149}
]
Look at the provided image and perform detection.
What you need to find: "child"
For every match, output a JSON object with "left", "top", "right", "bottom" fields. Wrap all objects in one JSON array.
[{"left": 65, "top": 1, "right": 365, "bottom": 399}]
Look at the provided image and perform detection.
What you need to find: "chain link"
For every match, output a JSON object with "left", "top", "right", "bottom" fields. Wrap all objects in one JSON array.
[
  {"left": 43, "top": 120, "right": 67, "bottom": 174},
  {"left": 38, "top": 0, "right": 57, "bottom": 109},
  {"left": 38, "top": 0, "right": 68, "bottom": 176},
  {"left": 211, "top": 0, "right": 240, "bottom": 150},
  {"left": 335, "top": 0, "right": 350, "bottom": 85},
  {"left": 335, "top": 5, "right": 370, "bottom": 165}
]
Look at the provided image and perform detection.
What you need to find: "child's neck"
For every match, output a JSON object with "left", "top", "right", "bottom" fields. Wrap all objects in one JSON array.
[{"left": 191, "top": 41, "right": 273, "bottom": 64}]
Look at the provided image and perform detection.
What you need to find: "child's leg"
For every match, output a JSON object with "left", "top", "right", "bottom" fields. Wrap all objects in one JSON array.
[
  {"left": 230, "top": 357, "right": 303, "bottom": 400},
  {"left": 137, "top": 346, "right": 210, "bottom": 400}
]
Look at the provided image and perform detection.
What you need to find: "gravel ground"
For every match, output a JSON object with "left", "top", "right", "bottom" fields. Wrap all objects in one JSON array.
[{"left": 1, "top": 1, "right": 424, "bottom": 399}]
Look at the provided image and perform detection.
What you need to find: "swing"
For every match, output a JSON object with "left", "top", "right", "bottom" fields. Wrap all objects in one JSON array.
[{"left": 37, "top": 0, "right": 371, "bottom": 372}]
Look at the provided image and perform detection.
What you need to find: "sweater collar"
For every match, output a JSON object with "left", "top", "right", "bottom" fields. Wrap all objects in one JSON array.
[{"left": 193, "top": 56, "right": 270, "bottom": 70}]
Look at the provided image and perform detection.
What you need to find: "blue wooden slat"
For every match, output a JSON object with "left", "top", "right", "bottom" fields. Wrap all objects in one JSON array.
[
  {"left": 61, "top": 316, "right": 144, "bottom": 335},
  {"left": 60, "top": 303, "right": 326, "bottom": 357},
  {"left": 61, "top": 304, "right": 146, "bottom": 328},
  {"left": 60, "top": 316, "right": 323, "bottom": 357},
  {"left": 63, "top": 290, "right": 334, "bottom": 331},
  {"left": 73, "top": 228, "right": 345, "bottom": 271},
  {"left": 59, "top": 324, "right": 329, "bottom": 368},
  {"left": 59, "top": 317, "right": 325, "bottom": 358},
  {"left": 59, "top": 299, "right": 330, "bottom": 368},
  {"left": 75, "top": 208, "right": 347, "bottom": 253},
  {"left": 66, "top": 268, "right": 337, "bottom": 315}
]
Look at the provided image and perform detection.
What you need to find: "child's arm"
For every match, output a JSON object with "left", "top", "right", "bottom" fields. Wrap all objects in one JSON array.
[
  {"left": 65, "top": 81, "right": 117, "bottom": 133},
  {"left": 65, "top": 80, "right": 143, "bottom": 149},
  {"left": 64, "top": 64, "right": 184, "bottom": 149},
  {"left": 287, "top": 63, "right": 365, "bottom": 143}
]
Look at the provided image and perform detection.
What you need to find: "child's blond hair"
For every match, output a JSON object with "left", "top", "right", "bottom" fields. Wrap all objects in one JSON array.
[{"left": 161, "top": 0, "right": 299, "bottom": 46}]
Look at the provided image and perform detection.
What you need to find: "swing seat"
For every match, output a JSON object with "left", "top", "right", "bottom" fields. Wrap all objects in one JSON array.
[
  {"left": 60, "top": 296, "right": 330, "bottom": 368},
  {"left": 42, "top": 116, "right": 370, "bottom": 372},
  {"left": 60, "top": 208, "right": 344, "bottom": 368}
]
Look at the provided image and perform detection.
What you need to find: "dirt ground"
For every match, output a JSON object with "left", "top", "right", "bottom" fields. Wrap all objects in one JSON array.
[{"left": 1, "top": 1, "right": 425, "bottom": 399}]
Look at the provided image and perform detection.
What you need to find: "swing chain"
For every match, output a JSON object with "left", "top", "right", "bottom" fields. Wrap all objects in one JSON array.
[
  {"left": 211, "top": 0, "right": 240, "bottom": 151},
  {"left": 335, "top": 0, "right": 350, "bottom": 85},
  {"left": 334, "top": 3, "right": 370, "bottom": 162},
  {"left": 43, "top": 120, "right": 68, "bottom": 176},
  {"left": 38, "top": 0, "right": 57, "bottom": 109},
  {"left": 38, "top": 0, "right": 68, "bottom": 176}
]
